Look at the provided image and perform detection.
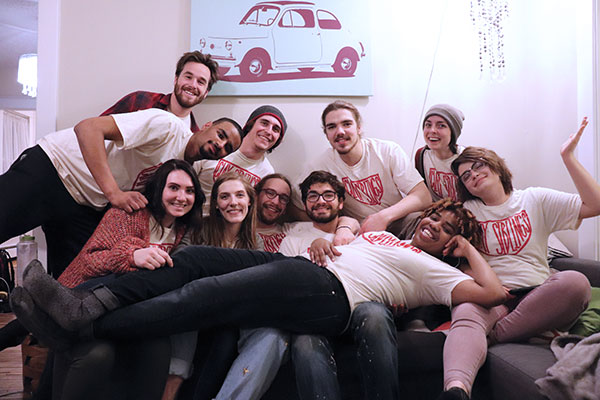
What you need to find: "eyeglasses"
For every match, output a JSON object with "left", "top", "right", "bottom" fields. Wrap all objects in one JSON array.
[
  {"left": 459, "top": 160, "right": 486, "bottom": 184},
  {"left": 306, "top": 190, "right": 337, "bottom": 202},
  {"left": 261, "top": 188, "right": 290, "bottom": 205}
]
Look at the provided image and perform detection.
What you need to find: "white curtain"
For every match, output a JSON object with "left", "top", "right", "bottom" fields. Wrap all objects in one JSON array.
[{"left": 1, "top": 110, "right": 31, "bottom": 174}]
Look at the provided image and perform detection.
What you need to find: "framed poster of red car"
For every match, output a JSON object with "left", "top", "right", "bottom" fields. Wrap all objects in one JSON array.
[{"left": 190, "top": 0, "right": 372, "bottom": 96}]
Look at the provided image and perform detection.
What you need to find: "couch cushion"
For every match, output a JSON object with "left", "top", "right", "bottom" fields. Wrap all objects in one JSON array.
[{"left": 479, "top": 342, "right": 555, "bottom": 400}]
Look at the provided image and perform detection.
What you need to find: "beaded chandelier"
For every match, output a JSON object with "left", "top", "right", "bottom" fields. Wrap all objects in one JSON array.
[{"left": 470, "top": 0, "right": 509, "bottom": 80}]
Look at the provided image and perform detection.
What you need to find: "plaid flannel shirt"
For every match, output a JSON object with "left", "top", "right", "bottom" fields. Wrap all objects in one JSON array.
[{"left": 100, "top": 91, "right": 200, "bottom": 133}]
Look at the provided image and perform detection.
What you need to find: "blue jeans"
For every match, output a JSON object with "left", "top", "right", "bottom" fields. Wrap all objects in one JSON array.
[
  {"left": 350, "top": 302, "right": 399, "bottom": 399},
  {"left": 216, "top": 328, "right": 290, "bottom": 400},
  {"left": 93, "top": 246, "right": 351, "bottom": 340},
  {"left": 291, "top": 302, "right": 398, "bottom": 400},
  {"left": 292, "top": 333, "right": 341, "bottom": 400}
]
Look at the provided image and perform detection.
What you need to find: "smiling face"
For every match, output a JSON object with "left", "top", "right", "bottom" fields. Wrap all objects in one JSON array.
[
  {"left": 185, "top": 120, "right": 242, "bottom": 162},
  {"left": 323, "top": 108, "right": 362, "bottom": 156},
  {"left": 423, "top": 115, "right": 452, "bottom": 156},
  {"left": 161, "top": 170, "right": 196, "bottom": 227},
  {"left": 245, "top": 115, "right": 282, "bottom": 153},
  {"left": 457, "top": 160, "right": 502, "bottom": 201},
  {"left": 173, "top": 61, "right": 211, "bottom": 108},
  {"left": 257, "top": 177, "right": 291, "bottom": 226},
  {"left": 411, "top": 210, "right": 459, "bottom": 256},
  {"left": 304, "top": 182, "right": 343, "bottom": 223},
  {"left": 216, "top": 179, "right": 251, "bottom": 226}
]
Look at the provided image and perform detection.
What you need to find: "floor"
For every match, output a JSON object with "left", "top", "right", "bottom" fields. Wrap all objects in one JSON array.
[{"left": 0, "top": 313, "right": 25, "bottom": 400}]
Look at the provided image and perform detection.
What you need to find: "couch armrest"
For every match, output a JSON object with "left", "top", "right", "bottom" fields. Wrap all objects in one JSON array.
[{"left": 550, "top": 257, "right": 600, "bottom": 287}]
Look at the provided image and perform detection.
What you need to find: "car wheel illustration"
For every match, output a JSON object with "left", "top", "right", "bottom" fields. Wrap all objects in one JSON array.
[
  {"left": 332, "top": 48, "right": 359, "bottom": 76},
  {"left": 240, "top": 50, "right": 270, "bottom": 80}
]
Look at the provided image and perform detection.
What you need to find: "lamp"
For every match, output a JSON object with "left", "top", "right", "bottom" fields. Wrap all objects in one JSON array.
[{"left": 17, "top": 54, "right": 37, "bottom": 98}]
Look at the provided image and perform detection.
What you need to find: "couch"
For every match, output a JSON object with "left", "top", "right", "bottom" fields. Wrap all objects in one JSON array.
[{"left": 262, "top": 257, "right": 600, "bottom": 400}]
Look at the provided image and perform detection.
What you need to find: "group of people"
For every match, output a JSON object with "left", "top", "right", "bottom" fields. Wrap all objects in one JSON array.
[{"left": 1, "top": 49, "right": 599, "bottom": 400}]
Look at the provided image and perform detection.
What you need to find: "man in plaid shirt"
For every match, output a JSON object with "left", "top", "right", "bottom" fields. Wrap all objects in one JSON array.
[{"left": 100, "top": 51, "right": 220, "bottom": 133}]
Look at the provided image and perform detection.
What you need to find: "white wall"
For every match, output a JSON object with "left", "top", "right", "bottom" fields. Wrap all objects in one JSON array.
[{"left": 43, "top": 0, "right": 595, "bottom": 256}]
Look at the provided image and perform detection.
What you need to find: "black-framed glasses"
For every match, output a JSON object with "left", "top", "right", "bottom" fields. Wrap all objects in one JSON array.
[
  {"left": 459, "top": 160, "right": 486, "bottom": 184},
  {"left": 306, "top": 190, "right": 337, "bottom": 202},
  {"left": 261, "top": 188, "right": 290, "bottom": 204}
]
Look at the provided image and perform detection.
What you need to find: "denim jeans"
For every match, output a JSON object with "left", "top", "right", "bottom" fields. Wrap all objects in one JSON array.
[
  {"left": 216, "top": 328, "right": 290, "bottom": 400},
  {"left": 291, "top": 333, "right": 341, "bottom": 400},
  {"left": 94, "top": 246, "right": 351, "bottom": 340},
  {"left": 290, "top": 302, "right": 398, "bottom": 400},
  {"left": 350, "top": 302, "right": 399, "bottom": 400}
]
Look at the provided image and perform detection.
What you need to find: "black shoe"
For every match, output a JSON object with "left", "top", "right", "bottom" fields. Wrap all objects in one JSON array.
[{"left": 436, "top": 387, "right": 470, "bottom": 400}]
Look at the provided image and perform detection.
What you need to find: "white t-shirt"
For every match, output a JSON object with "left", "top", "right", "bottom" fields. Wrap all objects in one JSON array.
[
  {"left": 194, "top": 149, "right": 274, "bottom": 215},
  {"left": 255, "top": 222, "right": 295, "bottom": 253},
  {"left": 39, "top": 109, "right": 192, "bottom": 210},
  {"left": 278, "top": 222, "right": 335, "bottom": 257},
  {"left": 464, "top": 187, "right": 582, "bottom": 288},
  {"left": 422, "top": 146, "right": 464, "bottom": 202},
  {"left": 296, "top": 231, "right": 471, "bottom": 311},
  {"left": 148, "top": 216, "right": 177, "bottom": 254},
  {"left": 292, "top": 138, "right": 423, "bottom": 222}
]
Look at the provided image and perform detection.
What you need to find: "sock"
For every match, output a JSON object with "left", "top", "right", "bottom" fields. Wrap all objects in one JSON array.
[
  {"left": 10, "top": 287, "right": 76, "bottom": 352},
  {"left": 22, "top": 261, "right": 108, "bottom": 331}
]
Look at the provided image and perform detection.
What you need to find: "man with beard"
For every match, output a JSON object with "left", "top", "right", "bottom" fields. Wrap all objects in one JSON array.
[
  {"left": 291, "top": 100, "right": 432, "bottom": 238},
  {"left": 180, "top": 173, "right": 359, "bottom": 400},
  {"left": 0, "top": 111, "right": 242, "bottom": 280},
  {"left": 194, "top": 105, "right": 288, "bottom": 215},
  {"left": 100, "top": 51, "right": 218, "bottom": 133}
]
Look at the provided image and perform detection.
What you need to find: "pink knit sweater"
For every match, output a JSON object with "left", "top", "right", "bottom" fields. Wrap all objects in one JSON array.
[{"left": 58, "top": 208, "right": 185, "bottom": 288}]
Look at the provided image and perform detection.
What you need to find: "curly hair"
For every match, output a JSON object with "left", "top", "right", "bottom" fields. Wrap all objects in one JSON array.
[
  {"left": 299, "top": 170, "right": 345, "bottom": 203},
  {"left": 418, "top": 198, "right": 483, "bottom": 249}
]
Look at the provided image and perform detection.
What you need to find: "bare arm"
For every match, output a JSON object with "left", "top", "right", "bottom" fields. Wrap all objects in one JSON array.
[
  {"left": 74, "top": 116, "right": 148, "bottom": 212},
  {"left": 560, "top": 117, "right": 600, "bottom": 219},
  {"left": 447, "top": 236, "right": 506, "bottom": 308},
  {"left": 359, "top": 181, "right": 432, "bottom": 234}
]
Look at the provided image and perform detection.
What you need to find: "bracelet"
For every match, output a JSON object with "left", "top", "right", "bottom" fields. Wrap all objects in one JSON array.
[{"left": 336, "top": 225, "right": 352, "bottom": 231}]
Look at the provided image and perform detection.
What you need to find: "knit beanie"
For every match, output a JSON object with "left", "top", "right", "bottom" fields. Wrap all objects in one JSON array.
[
  {"left": 423, "top": 104, "right": 465, "bottom": 144},
  {"left": 243, "top": 105, "right": 288, "bottom": 152}
]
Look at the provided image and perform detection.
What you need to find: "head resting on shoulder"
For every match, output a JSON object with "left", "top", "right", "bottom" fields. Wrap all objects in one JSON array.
[
  {"left": 451, "top": 147, "right": 513, "bottom": 202},
  {"left": 418, "top": 198, "right": 483, "bottom": 249}
]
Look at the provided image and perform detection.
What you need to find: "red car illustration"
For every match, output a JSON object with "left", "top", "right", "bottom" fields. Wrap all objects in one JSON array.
[{"left": 196, "top": 1, "right": 366, "bottom": 82}]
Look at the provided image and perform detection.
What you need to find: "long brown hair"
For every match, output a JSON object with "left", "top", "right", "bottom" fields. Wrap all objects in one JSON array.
[{"left": 201, "top": 172, "right": 257, "bottom": 249}]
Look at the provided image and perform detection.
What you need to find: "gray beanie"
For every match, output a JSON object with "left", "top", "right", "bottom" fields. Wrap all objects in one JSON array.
[
  {"left": 423, "top": 104, "right": 465, "bottom": 144},
  {"left": 243, "top": 105, "right": 287, "bottom": 152}
]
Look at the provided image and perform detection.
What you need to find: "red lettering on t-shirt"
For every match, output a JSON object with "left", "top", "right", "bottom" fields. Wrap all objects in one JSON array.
[
  {"left": 131, "top": 163, "right": 163, "bottom": 191},
  {"left": 258, "top": 232, "right": 287, "bottom": 253},
  {"left": 428, "top": 168, "right": 458, "bottom": 201},
  {"left": 342, "top": 174, "right": 384, "bottom": 205},
  {"left": 213, "top": 159, "right": 261, "bottom": 187},
  {"left": 478, "top": 210, "right": 532, "bottom": 256},
  {"left": 149, "top": 242, "right": 174, "bottom": 253},
  {"left": 362, "top": 232, "right": 422, "bottom": 253}
]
